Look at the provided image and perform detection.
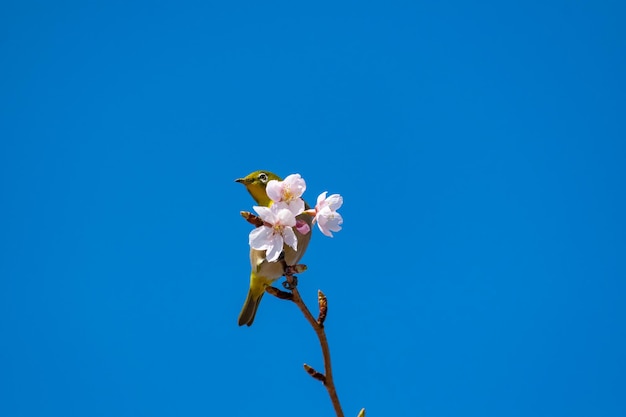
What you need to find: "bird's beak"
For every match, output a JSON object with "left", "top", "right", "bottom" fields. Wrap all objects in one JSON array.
[{"left": 235, "top": 178, "right": 247, "bottom": 184}]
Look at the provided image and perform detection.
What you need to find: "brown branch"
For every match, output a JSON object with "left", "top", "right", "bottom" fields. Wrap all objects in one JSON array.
[
  {"left": 240, "top": 211, "right": 264, "bottom": 227},
  {"left": 283, "top": 272, "right": 344, "bottom": 417},
  {"left": 265, "top": 285, "right": 293, "bottom": 300}
]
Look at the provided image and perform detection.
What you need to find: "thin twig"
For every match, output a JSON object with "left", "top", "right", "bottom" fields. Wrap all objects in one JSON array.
[
  {"left": 240, "top": 211, "right": 264, "bottom": 227},
  {"left": 283, "top": 273, "right": 344, "bottom": 417}
]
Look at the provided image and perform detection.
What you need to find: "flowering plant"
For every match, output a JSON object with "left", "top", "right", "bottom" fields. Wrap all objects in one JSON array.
[{"left": 248, "top": 173, "right": 343, "bottom": 262}]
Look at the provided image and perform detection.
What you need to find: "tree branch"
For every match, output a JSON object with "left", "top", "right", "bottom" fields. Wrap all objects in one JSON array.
[
  {"left": 244, "top": 211, "right": 359, "bottom": 416},
  {"left": 266, "top": 272, "right": 344, "bottom": 417}
]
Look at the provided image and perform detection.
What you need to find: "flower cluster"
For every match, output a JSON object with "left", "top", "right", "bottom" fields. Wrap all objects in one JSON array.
[{"left": 249, "top": 174, "right": 343, "bottom": 262}]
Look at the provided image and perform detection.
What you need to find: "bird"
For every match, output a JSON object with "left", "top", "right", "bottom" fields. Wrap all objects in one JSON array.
[{"left": 235, "top": 170, "right": 313, "bottom": 326}]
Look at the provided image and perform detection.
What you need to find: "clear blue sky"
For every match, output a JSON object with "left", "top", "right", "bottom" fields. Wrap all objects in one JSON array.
[{"left": 1, "top": 1, "right": 625, "bottom": 416}]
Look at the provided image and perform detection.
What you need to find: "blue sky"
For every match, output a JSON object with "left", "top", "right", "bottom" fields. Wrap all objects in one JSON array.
[{"left": 1, "top": 1, "right": 625, "bottom": 416}]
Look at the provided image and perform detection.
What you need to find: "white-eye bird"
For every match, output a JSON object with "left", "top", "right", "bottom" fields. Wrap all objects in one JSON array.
[{"left": 235, "top": 170, "right": 313, "bottom": 326}]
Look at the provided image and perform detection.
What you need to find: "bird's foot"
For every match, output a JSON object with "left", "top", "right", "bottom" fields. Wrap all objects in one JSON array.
[
  {"left": 282, "top": 275, "right": 298, "bottom": 290},
  {"left": 265, "top": 286, "right": 293, "bottom": 300},
  {"left": 284, "top": 264, "right": 307, "bottom": 276}
]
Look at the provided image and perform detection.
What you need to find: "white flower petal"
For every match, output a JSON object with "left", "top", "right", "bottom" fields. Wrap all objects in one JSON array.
[
  {"left": 326, "top": 212, "right": 343, "bottom": 232},
  {"left": 271, "top": 201, "right": 290, "bottom": 212},
  {"left": 283, "top": 174, "right": 300, "bottom": 183},
  {"left": 282, "top": 226, "right": 298, "bottom": 251},
  {"left": 316, "top": 191, "right": 328, "bottom": 208},
  {"left": 284, "top": 174, "right": 306, "bottom": 198},
  {"left": 265, "top": 234, "right": 284, "bottom": 262},
  {"left": 317, "top": 208, "right": 343, "bottom": 237},
  {"left": 288, "top": 198, "right": 305, "bottom": 216},
  {"left": 317, "top": 219, "right": 333, "bottom": 237},
  {"left": 249, "top": 226, "right": 273, "bottom": 249},
  {"left": 326, "top": 194, "right": 343, "bottom": 211},
  {"left": 253, "top": 205, "right": 275, "bottom": 223},
  {"left": 266, "top": 180, "right": 283, "bottom": 202},
  {"left": 295, "top": 179, "right": 307, "bottom": 197},
  {"left": 276, "top": 207, "right": 297, "bottom": 227}
]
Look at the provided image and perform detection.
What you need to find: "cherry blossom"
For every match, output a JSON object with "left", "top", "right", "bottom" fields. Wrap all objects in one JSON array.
[
  {"left": 306, "top": 191, "right": 344, "bottom": 237},
  {"left": 266, "top": 174, "right": 306, "bottom": 215},
  {"left": 249, "top": 204, "right": 298, "bottom": 262}
]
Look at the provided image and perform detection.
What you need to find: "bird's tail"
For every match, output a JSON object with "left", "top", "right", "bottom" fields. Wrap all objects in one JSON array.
[{"left": 238, "top": 286, "right": 265, "bottom": 326}]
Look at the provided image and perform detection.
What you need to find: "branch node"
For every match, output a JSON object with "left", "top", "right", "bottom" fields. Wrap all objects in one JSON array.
[{"left": 303, "top": 363, "right": 326, "bottom": 383}]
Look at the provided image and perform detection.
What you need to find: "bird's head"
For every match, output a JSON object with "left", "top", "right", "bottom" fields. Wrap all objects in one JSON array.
[{"left": 235, "top": 170, "right": 282, "bottom": 206}]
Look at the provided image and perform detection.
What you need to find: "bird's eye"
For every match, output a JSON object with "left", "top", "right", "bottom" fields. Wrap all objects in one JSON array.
[{"left": 258, "top": 173, "right": 268, "bottom": 183}]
